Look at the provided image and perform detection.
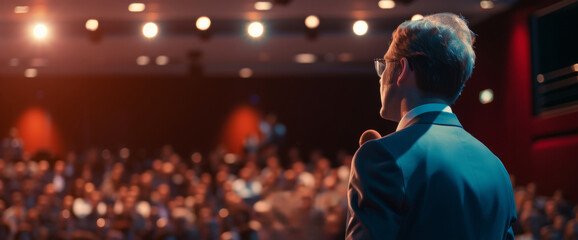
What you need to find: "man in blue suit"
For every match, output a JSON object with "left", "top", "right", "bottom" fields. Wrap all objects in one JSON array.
[{"left": 346, "top": 13, "right": 517, "bottom": 239}]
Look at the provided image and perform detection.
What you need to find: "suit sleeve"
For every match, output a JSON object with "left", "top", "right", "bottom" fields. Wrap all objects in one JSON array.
[{"left": 346, "top": 140, "right": 406, "bottom": 240}]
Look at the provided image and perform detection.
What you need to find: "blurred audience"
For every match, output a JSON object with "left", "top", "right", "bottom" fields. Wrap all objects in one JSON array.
[{"left": 0, "top": 142, "right": 574, "bottom": 240}]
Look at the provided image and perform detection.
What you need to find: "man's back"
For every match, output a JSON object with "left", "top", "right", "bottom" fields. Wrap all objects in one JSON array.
[{"left": 346, "top": 111, "right": 517, "bottom": 239}]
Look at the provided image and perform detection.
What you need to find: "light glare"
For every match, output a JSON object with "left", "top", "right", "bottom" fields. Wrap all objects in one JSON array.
[
  {"left": 196, "top": 16, "right": 211, "bottom": 31},
  {"left": 480, "top": 0, "right": 495, "bottom": 9},
  {"left": 33, "top": 24, "right": 48, "bottom": 39},
  {"left": 305, "top": 15, "right": 320, "bottom": 29},
  {"left": 411, "top": 14, "right": 424, "bottom": 21},
  {"left": 247, "top": 22, "right": 264, "bottom": 38},
  {"left": 142, "top": 22, "right": 158, "bottom": 38},
  {"left": 128, "top": 3, "right": 146, "bottom": 12},
  {"left": 378, "top": 0, "right": 396, "bottom": 9},
  {"left": 85, "top": 19, "right": 99, "bottom": 31},
  {"left": 254, "top": 1, "right": 273, "bottom": 11},
  {"left": 353, "top": 20, "right": 368, "bottom": 36}
]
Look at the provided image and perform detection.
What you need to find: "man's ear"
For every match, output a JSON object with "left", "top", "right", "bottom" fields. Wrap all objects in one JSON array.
[{"left": 396, "top": 57, "right": 411, "bottom": 86}]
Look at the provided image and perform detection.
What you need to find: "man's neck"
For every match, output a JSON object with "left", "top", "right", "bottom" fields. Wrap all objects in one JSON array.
[{"left": 400, "top": 97, "right": 449, "bottom": 119}]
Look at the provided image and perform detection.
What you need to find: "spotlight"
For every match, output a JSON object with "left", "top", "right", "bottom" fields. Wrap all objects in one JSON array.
[
  {"left": 411, "top": 14, "right": 424, "bottom": 21},
  {"left": 247, "top": 22, "right": 264, "bottom": 38},
  {"left": 305, "top": 15, "right": 320, "bottom": 29},
  {"left": 353, "top": 20, "right": 368, "bottom": 36},
  {"left": 378, "top": 0, "right": 396, "bottom": 9},
  {"left": 196, "top": 16, "right": 211, "bottom": 31},
  {"left": 142, "top": 22, "right": 158, "bottom": 38},
  {"left": 33, "top": 24, "right": 48, "bottom": 39},
  {"left": 85, "top": 19, "right": 99, "bottom": 31},
  {"left": 480, "top": 0, "right": 494, "bottom": 9}
]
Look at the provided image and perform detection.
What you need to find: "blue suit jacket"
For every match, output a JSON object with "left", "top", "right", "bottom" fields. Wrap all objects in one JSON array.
[{"left": 346, "top": 111, "right": 517, "bottom": 239}]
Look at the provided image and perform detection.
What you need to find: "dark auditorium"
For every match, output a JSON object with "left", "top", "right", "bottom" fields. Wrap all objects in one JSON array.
[{"left": 0, "top": 0, "right": 576, "bottom": 239}]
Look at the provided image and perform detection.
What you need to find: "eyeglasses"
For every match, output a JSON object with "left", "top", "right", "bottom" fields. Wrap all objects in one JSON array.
[{"left": 374, "top": 58, "right": 386, "bottom": 78}]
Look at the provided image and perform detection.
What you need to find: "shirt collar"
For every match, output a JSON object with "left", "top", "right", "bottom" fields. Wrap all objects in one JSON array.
[{"left": 396, "top": 103, "right": 452, "bottom": 131}]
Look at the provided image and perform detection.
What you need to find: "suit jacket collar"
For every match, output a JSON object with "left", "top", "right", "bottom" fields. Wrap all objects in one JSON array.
[{"left": 397, "top": 111, "right": 463, "bottom": 131}]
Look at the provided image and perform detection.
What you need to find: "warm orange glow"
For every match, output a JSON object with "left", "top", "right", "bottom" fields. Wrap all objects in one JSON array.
[
  {"left": 220, "top": 105, "right": 261, "bottom": 154},
  {"left": 16, "top": 107, "right": 63, "bottom": 155}
]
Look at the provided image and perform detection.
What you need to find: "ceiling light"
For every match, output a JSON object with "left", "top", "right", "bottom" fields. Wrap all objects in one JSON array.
[
  {"left": 142, "top": 22, "right": 158, "bottom": 38},
  {"left": 196, "top": 16, "right": 211, "bottom": 31},
  {"left": 24, "top": 68, "right": 38, "bottom": 78},
  {"left": 156, "top": 56, "right": 169, "bottom": 65},
  {"left": 411, "top": 14, "right": 424, "bottom": 21},
  {"left": 85, "top": 19, "right": 99, "bottom": 31},
  {"left": 480, "top": 0, "right": 494, "bottom": 9},
  {"left": 128, "top": 3, "right": 146, "bottom": 12},
  {"left": 295, "top": 53, "right": 316, "bottom": 64},
  {"left": 14, "top": 6, "right": 29, "bottom": 14},
  {"left": 378, "top": 0, "right": 396, "bottom": 9},
  {"left": 305, "top": 15, "right": 320, "bottom": 29},
  {"left": 353, "top": 20, "right": 368, "bottom": 36},
  {"left": 33, "top": 24, "right": 48, "bottom": 39},
  {"left": 247, "top": 22, "right": 264, "bottom": 38},
  {"left": 136, "top": 56, "right": 150, "bottom": 66},
  {"left": 254, "top": 1, "right": 273, "bottom": 11},
  {"left": 239, "top": 68, "right": 253, "bottom": 78}
]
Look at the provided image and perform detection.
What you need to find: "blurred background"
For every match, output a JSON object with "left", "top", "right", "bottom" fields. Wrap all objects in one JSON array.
[{"left": 0, "top": 0, "right": 577, "bottom": 239}]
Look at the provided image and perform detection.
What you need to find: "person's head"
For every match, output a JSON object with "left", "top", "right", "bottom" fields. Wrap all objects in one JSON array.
[{"left": 379, "top": 13, "right": 476, "bottom": 121}]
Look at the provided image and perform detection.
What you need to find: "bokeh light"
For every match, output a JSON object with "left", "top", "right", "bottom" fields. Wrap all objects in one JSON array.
[
  {"left": 378, "top": 0, "right": 396, "bottom": 9},
  {"left": 254, "top": 1, "right": 273, "bottom": 11},
  {"left": 85, "top": 19, "right": 99, "bottom": 31},
  {"left": 33, "top": 24, "right": 48, "bottom": 39},
  {"left": 136, "top": 56, "right": 150, "bottom": 66},
  {"left": 353, "top": 20, "right": 368, "bottom": 36},
  {"left": 247, "top": 22, "right": 264, "bottom": 38},
  {"left": 24, "top": 68, "right": 38, "bottom": 78},
  {"left": 142, "top": 22, "right": 158, "bottom": 38},
  {"left": 239, "top": 68, "right": 253, "bottom": 78},
  {"left": 411, "top": 14, "right": 424, "bottom": 21},
  {"left": 480, "top": 0, "right": 495, "bottom": 9},
  {"left": 305, "top": 15, "right": 320, "bottom": 29},
  {"left": 196, "top": 16, "right": 211, "bottom": 31},
  {"left": 156, "top": 55, "right": 169, "bottom": 65},
  {"left": 479, "top": 89, "right": 494, "bottom": 104},
  {"left": 128, "top": 3, "right": 146, "bottom": 12}
]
